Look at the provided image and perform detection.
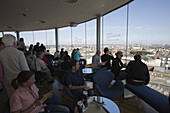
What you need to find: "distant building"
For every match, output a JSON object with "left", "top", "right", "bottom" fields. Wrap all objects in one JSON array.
[{"left": 131, "top": 46, "right": 141, "bottom": 50}]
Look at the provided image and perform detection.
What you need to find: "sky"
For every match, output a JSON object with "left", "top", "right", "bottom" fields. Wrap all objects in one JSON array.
[{"left": 1, "top": 0, "right": 170, "bottom": 46}]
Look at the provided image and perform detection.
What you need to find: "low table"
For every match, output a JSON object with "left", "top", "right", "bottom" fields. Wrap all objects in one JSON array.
[{"left": 83, "top": 96, "right": 120, "bottom": 113}]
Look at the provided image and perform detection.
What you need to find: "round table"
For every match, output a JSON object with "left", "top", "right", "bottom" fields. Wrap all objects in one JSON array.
[{"left": 83, "top": 96, "right": 120, "bottom": 113}]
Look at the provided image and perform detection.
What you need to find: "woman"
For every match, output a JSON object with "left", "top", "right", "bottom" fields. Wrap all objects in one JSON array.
[{"left": 10, "top": 71, "right": 69, "bottom": 113}]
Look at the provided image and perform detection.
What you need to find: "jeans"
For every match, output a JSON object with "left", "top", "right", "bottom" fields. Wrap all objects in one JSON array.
[
  {"left": 44, "top": 105, "right": 69, "bottom": 113},
  {"left": 79, "top": 59, "right": 86, "bottom": 65},
  {"left": 42, "top": 95, "right": 69, "bottom": 113}
]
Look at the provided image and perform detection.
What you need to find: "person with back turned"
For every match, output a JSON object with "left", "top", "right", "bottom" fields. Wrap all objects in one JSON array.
[{"left": 126, "top": 54, "right": 150, "bottom": 85}]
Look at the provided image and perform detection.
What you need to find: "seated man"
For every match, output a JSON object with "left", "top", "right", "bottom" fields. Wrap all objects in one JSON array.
[
  {"left": 126, "top": 54, "right": 150, "bottom": 85},
  {"left": 65, "top": 59, "right": 105, "bottom": 99}
]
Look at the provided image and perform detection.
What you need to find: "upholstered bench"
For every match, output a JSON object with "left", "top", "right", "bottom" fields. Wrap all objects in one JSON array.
[{"left": 125, "top": 84, "right": 170, "bottom": 113}]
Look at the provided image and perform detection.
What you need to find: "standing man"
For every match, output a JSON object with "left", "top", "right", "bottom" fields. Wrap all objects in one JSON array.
[
  {"left": 101, "top": 47, "right": 114, "bottom": 70},
  {"left": 0, "top": 34, "right": 29, "bottom": 97},
  {"left": 126, "top": 54, "right": 150, "bottom": 85}
]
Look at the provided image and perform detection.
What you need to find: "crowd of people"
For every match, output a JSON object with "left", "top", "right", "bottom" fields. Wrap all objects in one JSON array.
[
  {"left": 0, "top": 34, "right": 151, "bottom": 113},
  {"left": 0, "top": 34, "right": 70, "bottom": 113}
]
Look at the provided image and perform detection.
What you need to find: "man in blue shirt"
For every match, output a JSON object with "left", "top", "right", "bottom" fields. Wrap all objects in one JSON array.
[{"left": 65, "top": 59, "right": 105, "bottom": 99}]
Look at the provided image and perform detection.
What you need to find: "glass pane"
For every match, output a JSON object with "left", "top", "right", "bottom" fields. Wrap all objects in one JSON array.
[
  {"left": 86, "top": 19, "right": 96, "bottom": 64},
  {"left": 72, "top": 23, "right": 85, "bottom": 59},
  {"left": 46, "top": 29, "right": 55, "bottom": 54},
  {"left": 33, "top": 30, "right": 46, "bottom": 46},
  {"left": 20, "top": 31, "right": 34, "bottom": 46},
  {"left": 58, "top": 27, "right": 71, "bottom": 55},
  {"left": 103, "top": 6, "right": 127, "bottom": 58}
]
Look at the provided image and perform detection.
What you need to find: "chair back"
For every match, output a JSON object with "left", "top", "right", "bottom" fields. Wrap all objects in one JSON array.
[{"left": 93, "top": 71, "right": 115, "bottom": 88}]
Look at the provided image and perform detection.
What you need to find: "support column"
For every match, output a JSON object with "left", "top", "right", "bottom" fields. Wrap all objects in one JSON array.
[
  {"left": 16, "top": 31, "right": 20, "bottom": 41},
  {"left": 2, "top": 32, "right": 4, "bottom": 37},
  {"left": 55, "top": 28, "right": 58, "bottom": 51},
  {"left": 96, "top": 15, "right": 101, "bottom": 52}
]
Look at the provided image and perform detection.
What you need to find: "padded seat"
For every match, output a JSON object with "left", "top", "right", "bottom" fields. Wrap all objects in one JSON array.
[
  {"left": 93, "top": 70, "right": 124, "bottom": 99},
  {"left": 125, "top": 84, "right": 170, "bottom": 113}
]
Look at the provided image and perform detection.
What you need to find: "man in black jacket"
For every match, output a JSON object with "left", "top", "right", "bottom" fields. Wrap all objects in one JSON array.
[
  {"left": 111, "top": 51, "right": 126, "bottom": 80},
  {"left": 126, "top": 54, "right": 150, "bottom": 85}
]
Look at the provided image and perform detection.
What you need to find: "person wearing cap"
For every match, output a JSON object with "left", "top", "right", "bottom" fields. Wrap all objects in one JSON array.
[
  {"left": 111, "top": 51, "right": 126, "bottom": 80},
  {"left": 0, "top": 34, "right": 29, "bottom": 97},
  {"left": 126, "top": 54, "right": 150, "bottom": 85}
]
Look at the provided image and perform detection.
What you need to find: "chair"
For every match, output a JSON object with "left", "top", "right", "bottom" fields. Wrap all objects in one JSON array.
[
  {"left": 93, "top": 70, "right": 124, "bottom": 99},
  {"left": 59, "top": 71, "right": 77, "bottom": 99}
]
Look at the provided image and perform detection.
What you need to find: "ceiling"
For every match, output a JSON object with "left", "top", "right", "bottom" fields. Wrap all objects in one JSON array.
[{"left": 0, "top": 0, "right": 133, "bottom": 32}]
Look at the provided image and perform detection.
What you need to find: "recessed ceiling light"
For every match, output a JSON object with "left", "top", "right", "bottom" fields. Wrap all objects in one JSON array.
[
  {"left": 62, "top": 0, "right": 79, "bottom": 3},
  {"left": 36, "top": 20, "right": 46, "bottom": 24},
  {"left": 25, "top": 8, "right": 29, "bottom": 11}
]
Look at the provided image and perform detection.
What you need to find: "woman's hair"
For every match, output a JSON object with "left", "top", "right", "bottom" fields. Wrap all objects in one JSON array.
[
  {"left": 24, "top": 51, "right": 32, "bottom": 57},
  {"left": 115, "top": 51, "right": 123, "bottom": 57},
  {"left": 12, "top": 71, "right": 35, "bottom": 89}
]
